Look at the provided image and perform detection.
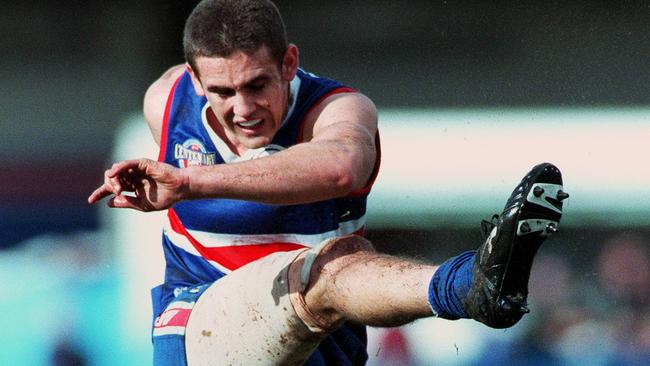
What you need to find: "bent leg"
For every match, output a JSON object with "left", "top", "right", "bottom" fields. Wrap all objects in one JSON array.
[
  {"left": 303, "top": 163, "right": 568, "bottom": 330},
  {"left": 184, "top": 237, "right": 440, "bottom": 365}
]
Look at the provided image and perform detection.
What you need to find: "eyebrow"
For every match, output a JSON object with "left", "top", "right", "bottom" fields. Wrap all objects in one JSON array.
[{"left": 206, "top": 75, "right": 272, "bottom": 94}]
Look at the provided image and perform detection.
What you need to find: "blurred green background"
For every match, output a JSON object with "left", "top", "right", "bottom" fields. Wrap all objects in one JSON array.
[{"left": 1, "top": 1, "right": 649, "bottom": 365}]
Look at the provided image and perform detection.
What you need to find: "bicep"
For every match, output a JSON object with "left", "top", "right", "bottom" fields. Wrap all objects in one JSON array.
[{"left": 143, "top": 65, "right": 186, "bottom": 145}]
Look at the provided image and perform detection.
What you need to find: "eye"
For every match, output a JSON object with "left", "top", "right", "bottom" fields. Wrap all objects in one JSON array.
[
  {"left": 208, "top": 87, "right": 235, "bottom": 98},
  {"left": 248, "top": 82, "right": 266, "bottom": 92},
  {"left": 217, "top": 90, "right": 235, "bottom": 98}
]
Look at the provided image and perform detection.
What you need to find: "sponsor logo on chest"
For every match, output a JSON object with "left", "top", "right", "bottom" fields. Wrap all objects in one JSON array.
[{"left": 174, "top": 139, "right": 216, "bottom": 167}]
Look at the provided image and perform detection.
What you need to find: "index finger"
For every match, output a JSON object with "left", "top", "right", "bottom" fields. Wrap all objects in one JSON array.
[{"left": 88, "top": 183, "right": 115, "bottom": 204}]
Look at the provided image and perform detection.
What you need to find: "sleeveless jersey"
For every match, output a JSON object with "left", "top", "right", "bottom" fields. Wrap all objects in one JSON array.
[{"left": 153, "top": 68, "right": 379, "bottom": 365}]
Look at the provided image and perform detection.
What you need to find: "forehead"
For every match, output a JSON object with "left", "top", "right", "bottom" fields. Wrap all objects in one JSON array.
[{"left": 194, "top": 46, "right": 280, "bottom": 87}]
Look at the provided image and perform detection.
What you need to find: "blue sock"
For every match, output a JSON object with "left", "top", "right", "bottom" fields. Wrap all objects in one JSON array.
[{"left": 428, "top": 250, "right": 475, "bottom": 319}]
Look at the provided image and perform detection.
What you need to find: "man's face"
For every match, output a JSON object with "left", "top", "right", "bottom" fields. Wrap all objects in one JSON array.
[{"left": 190, "top": 45, "right": 298, "bottom": 152}]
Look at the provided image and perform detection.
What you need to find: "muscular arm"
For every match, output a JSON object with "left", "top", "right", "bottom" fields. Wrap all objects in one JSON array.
[{"left": 186, "top": 92, "right": 378, "bottom": 204}]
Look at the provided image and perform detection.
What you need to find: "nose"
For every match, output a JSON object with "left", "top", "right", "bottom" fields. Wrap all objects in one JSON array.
[{"left": 232, "top": 93, "right": 256, "bottom": 121}]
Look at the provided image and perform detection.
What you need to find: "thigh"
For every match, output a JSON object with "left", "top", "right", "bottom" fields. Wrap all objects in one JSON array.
[{"left": 185, "top": 249, "right": 325, "bottom": 366}]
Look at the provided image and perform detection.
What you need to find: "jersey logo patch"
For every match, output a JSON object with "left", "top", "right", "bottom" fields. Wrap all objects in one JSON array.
[
  {"left": 174, "top": 139, "right": 216, "bottom": 167},
  {"left": 153, "top": 300, "right": 196, "bottom": 337}
]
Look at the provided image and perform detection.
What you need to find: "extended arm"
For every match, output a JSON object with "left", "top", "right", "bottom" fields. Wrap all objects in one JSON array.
[{"left": 184, "top": 92, "right": 377, "bottom": 204}]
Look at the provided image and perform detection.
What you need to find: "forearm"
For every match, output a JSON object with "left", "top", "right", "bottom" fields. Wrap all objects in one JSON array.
[{"left": 183, "top": 137, "right": 376, "bottom": 205}]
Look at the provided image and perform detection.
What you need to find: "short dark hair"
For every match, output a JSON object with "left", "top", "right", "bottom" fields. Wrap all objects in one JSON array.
[{"left": 183, "top": 0, "right": 288, "bottom": 75}]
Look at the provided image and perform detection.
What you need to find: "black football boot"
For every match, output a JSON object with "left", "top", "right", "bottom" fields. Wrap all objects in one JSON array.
[{"left": 463, "top": 163, "right": 568, "bottom": 328}]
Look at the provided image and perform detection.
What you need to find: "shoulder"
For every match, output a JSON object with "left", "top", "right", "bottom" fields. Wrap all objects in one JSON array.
[
  {"left": 144, "top": 65, "right": 187, "bottom": 145},
  {"left": 144, "top": 64, "right": 187, "bottom": 120}
]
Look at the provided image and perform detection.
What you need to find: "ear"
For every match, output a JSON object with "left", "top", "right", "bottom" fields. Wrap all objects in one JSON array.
[
  {"left": 186, "top": 63, "right": 205, "bottom": 96},
  {"left": 281, "top": 44, "right": 299, "bottom": 82}
]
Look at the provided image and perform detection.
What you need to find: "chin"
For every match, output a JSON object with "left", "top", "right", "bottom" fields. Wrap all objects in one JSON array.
[{"left": 243, "top": 136, "right": 273, "bottom": 149}]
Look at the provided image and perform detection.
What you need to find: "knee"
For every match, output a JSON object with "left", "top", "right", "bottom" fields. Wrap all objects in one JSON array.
[
  {"left": 307, "top": 235, "right": 376, "bottom": 315},
  {"left": 312, "top": 235, "right": 376, "bottom": 276},
  {"left": 321, "top": 235, "right": 376, "bottom": 257},
  {"left": 288, "top": 235, "right": 376, "bottom": 332}
]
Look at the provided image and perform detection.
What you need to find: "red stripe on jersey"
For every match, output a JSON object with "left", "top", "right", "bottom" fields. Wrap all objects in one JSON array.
[
  {"left": 167, "top": 209, "right": 309, "bottom": 271},
  {"left": 202, "top": 243, "right": 308, "bottom": 269},
  {"left": 167, "top": 209, "right": 367, "bottom": 271},
  {"left": 157, "top": 74, "right": 183, "bottom": 162}
]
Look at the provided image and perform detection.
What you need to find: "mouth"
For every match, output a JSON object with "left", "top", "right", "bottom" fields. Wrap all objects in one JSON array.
[{"left": 236, "top": 119, "right": 263, "bottom": 129}]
